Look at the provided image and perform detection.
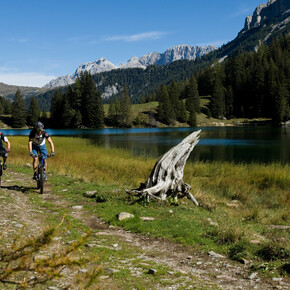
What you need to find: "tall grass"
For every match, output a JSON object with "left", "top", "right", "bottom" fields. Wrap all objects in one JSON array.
[
  {"left": 8, "top": 136, "right": 153, "bottom": 187},
  {"left": 8, "top": 136, "right": 289, "bottom": 223},
  {"left": 6, "top": 136, "right": 290, "bottom": 269}
]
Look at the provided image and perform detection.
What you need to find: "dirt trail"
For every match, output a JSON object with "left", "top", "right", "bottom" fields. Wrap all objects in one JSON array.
[{"left": 0, "top": 169, "right": 289, "bottom": 289}]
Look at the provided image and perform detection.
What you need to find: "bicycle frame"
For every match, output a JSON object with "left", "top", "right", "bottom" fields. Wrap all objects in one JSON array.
[
  {"left": 0, "top": 152, "right": 7, "bottom": 187},
  {"left": 0, "top": 158, "right": 3, "bottom": 187},
  {"left": 34, "top": 154, "right": 51, "bottom": 194}
]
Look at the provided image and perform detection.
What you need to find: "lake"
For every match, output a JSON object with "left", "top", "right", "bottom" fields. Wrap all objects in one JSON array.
[{"left": 2, "top": 127, "right": 289, "bottom": 164}]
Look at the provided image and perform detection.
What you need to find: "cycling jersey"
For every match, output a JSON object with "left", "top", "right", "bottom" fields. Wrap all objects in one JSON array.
[
  {"left": 0, "top": 132, "right": 8, "bottom": 151},
  {"left": 29, "top": 129, "right": 50, "bottom": 146}
]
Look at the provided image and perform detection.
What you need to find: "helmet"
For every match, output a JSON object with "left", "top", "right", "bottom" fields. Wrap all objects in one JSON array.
[{"left": 35, "top": 121, "right": 44, "bottom": 131}]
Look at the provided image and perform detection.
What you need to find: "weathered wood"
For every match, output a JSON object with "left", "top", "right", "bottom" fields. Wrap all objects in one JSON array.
[{"left": 126, "top": 130, "right": 201, "bottom": 205}]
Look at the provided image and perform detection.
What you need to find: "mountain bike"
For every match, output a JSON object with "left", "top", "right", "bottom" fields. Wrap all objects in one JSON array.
[
  {"left": 0, "top": 153, "right": 8, "bottom": 187},
  {"left": 0, "top": 158, "right": 3, "bottom": 187},
  {"left": 34, "top": 154, "right": 52, "bottom": 194}
]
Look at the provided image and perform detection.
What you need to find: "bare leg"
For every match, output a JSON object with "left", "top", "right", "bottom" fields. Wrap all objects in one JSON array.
[{"left": 33, "top": 157, "right": 38, "bottom": 173}]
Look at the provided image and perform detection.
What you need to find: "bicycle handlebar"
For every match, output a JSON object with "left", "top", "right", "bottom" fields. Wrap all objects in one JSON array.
[{"left": 33, "top": 154, "right": 53, "bottom": 158}]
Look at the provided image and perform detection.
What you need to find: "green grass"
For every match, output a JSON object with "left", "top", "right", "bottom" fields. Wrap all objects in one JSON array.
[{"left": 5, "top": 136, "right": 290, "bottom": 278}]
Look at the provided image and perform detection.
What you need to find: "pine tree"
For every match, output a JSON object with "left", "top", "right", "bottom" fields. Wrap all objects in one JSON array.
[
  {"left": 167, "top": 80, "right": 179, "bottom": 119},
  {"left": 79, "top": 72, "right": 104, "bottom": 128},
  {"left": 225, "top": 85, "right": 234, "bottom": 119},
  {"left": 11, "top": 89, "right": 27, "bottom": 128},
  {"left": 120, "top": 84, "right": 132, "bottom": 127},
  {"left": 61, "top": 93, "right": 74, "bottom": 128},
  {"left": 157, "top": 85, "right": 175, "bottom": 125},
  {"left": 209, "top": 77, "right": 226, "bottom": 118},
  {"left": 108, "top": 96, "right": 120, "bottom": 126},
  {"left": 0, "top": 97, "right": 11, "bottom": 114},
  {"left": 188, "top": 105, "right": 197, "bottom": 127},
  {"left": 177, "top": 100, "right": 188, "bottom": 123},
  {"left": 50, "top": 90, "right": 63, "bottom": 128},
  {"left": 27, "top": 97, "right": 41, "bottom": 126},
  {"left": 40, "top": 109, "right": 49, "bottom": 125},
  {"left": 186, "top": 75, "right": 200, "bottom": 113}
]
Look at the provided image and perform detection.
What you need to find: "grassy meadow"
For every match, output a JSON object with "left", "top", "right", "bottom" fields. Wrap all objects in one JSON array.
[{"left": 6, "top": 136, "right": 290, "bottom": 277}]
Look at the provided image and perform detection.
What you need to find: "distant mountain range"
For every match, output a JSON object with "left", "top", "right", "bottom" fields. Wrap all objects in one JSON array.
[
  {"left": 1, "top": 0, "right": 289, "bottom": 108},
  {"left": 43, "top": 45, "right": 217, "bottom": 89}
]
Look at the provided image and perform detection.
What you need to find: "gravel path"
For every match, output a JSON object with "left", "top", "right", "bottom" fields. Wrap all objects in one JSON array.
[{"left": 0, "top": 169, "right": 289, "bottom": 289}]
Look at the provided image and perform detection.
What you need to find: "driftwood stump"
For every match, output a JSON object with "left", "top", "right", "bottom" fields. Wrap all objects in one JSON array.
[{"left": 126, "top": 130, "right": 201, "bottom": 205}]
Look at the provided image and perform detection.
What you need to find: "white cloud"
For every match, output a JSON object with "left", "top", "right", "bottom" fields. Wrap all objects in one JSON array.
[
  {"left": 197, "top": 40, "right": 225, "bottom": 47},
  {"left": 230, "top": 8, "right": 251, "bottom": 18},
  {"left": 105, "top": 31, "right": 167, "bottom": 42},
  {"left": 0, "top": 73, "right": 56, "bottom": 88}
]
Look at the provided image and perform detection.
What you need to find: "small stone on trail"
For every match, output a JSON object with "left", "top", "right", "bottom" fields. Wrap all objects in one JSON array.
[
  {"left": 250, "top": 239, "right": 261, "bottom": 244},
  {"left": 117, "top": 212, "right": 134, "bottom": 220},
  {"left": 248, "top": 272, "right": 258, "bottom": 280},
  {"left": 140, "top": 216, "right": 155, "bottom": 221},
  {"left": 78, "top": 269, "right": 89, "bottom": 274},
  {"left": 148, "top": 268, "right": 157, "bottom": 275},
  {"left": 72, "top": 205, "right": 83, "bottom": 210},
  {"left": 208, "top": 251, "right": 226, "bottom": 259},
  {"left": 272, "top": 277, "right": 283, "bottom": 282},
  {"left": 83, "top": 190, "right": 97, "bottom": 198}
]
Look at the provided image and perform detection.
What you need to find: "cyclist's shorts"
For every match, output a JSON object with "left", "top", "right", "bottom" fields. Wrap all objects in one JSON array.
[
  {"left": 32, "top": 144, "right": 48, "bottom": 159},
  {"left": 0, "top": 147, "right": 7, "bottom": 157}
]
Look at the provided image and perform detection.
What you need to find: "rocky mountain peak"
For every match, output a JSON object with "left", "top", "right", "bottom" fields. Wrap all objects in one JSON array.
[
  {"left": 43, "top": 44, "right": 216, "bottom": 89},
  {"left": 243, "top": 0, "right": 290, "bottom": 31}
]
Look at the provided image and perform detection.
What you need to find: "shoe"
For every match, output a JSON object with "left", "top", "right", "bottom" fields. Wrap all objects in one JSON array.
[
  {"left": 3, "top": 163, "right": 7, "bottom": 170},
  {"left": 33, "top": 172, "right": 38, "bottom": 180},
  {"left": 44, "top": 171, "right": 47, "bottom": 181}
]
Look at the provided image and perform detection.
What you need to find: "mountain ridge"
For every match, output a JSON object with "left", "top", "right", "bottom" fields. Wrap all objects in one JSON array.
[{"left": 43, "top": 44, "right": 217, "bottom": 89}]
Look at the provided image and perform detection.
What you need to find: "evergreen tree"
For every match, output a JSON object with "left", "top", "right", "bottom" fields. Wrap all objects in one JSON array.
[
  {"left": 120, "top": 84, "right": 132, "bottom": 127},
  {"left": 11, "top": 89, "right": 27, "bottom": 128},
  {"left": 82, "top": 72, "right": 104, "bottom": 128},
  {"left": 79, "top": 71, "right": 103, "bottom": 128},
  {"left": 69, "top": 80, "right": 83, "bottom": 127},
  {"left": 225, "top": 86, "right": 234, "bottom": 119},
  {"left": 157, "top": 85, "right": 175, "bottom": 125},
  {"left": 50, "top": 90, "right": 63, "bottom": 128},
  {"left": 61, "top": 93, "right": 74, "bottom": 128},
  {"left": 167, "top": 80, "right": 179, "bottom": 119},
  {"left": 27, "top": 97, "right": 41, "bottom": 126},
  {"left": 209, "top": 77, "right": 226, "bottom": 118},
  {"left": 40, "top": 110, "right": 49, "bottom": 125},
  {"left": 177, "top": 100, "right": 188, "bottom": 123},
  {"left": 108, "top": 96, "right": 120, "bottom": 126},
  {"left": 0, "top": 96, "right": 11, "bottom": 114},
  {"left": 188, "top": 105, "right": 197, "bottom": 127},
  {"left": 185, "top": 75, "right": 200, "bottom": 113}
]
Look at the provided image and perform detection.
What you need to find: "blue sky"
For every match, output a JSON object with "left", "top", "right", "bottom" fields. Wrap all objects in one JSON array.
[{"left": 0, "top": 0, "right": 264, "bottom": 87}]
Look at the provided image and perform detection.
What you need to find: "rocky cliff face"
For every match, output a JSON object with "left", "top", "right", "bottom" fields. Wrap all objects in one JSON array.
[
  {"left": 243, "top": 0, "right": 290, "bottom": 31},
  {"left": 43, "top": 44, "right": 216, "bottom": 89}
]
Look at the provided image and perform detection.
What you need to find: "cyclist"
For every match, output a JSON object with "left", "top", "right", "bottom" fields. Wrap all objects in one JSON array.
[
  {"left": 0, "top": 132, "right": 11, "bottom": 170},
  {"left": 28, "top": 121, "right": 55, "bottom": 180}
]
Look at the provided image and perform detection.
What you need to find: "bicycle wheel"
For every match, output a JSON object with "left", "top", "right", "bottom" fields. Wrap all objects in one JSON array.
[
  {"left": 39, "top": 166, "right": 44, "bottom": 194},
  {"left": 0, "top": 162, "right": 2, "bottom": 187}
]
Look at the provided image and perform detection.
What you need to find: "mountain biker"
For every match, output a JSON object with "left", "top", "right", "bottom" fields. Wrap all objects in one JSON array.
[
  {"left": 0, "top": 132, "right": 11, "bottom": 170},
  {"left": 28, "top": 121, "right": 54, "bottom": 181}
]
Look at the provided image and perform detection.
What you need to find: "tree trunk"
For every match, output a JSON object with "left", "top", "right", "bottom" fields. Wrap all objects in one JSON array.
[{"left": 126, "top": 130, "right": 201, "bottom": 205}]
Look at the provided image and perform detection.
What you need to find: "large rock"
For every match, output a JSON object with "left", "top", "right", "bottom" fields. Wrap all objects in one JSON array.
[
  {"left": 243, "top": 0, "right": 290, "bottom": 31},
  {"left": 117, "top": 212, "right": 135, "bottom": 221}
]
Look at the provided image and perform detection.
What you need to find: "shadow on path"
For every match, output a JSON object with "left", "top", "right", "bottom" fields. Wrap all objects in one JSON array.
[{"left": 1, "top": 185, "right": 37, "bottom": 194}]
